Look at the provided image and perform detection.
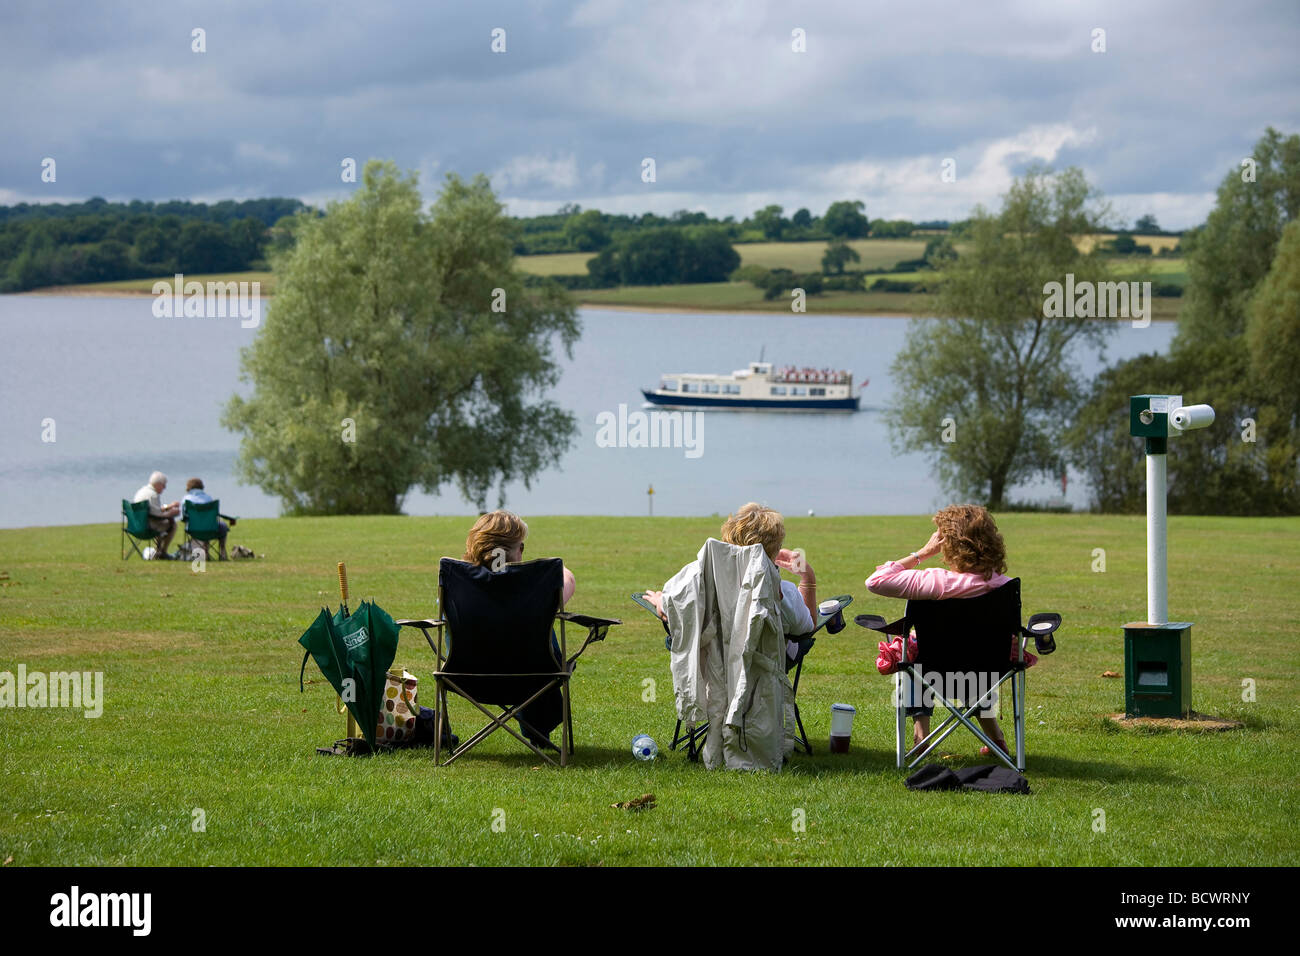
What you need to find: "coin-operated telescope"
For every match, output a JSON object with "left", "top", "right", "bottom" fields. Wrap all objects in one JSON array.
[{"left": 1123, "top": 395, "right": 1214, "bottom": 717}]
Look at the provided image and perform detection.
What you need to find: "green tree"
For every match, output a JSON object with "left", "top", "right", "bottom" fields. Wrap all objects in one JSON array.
[
  {"left": 682, "top": 226, "right": 741, "bottom": 282},
  {"left": 791, "top": 207, "right": 813, "bottom": 229},
  {"left": 222, "top": 160, "right": 580, "bottom": 514},
  {"left": 1177, "top": 126, "right": 1300, "bottom": 346},
  {"left": 1243, "top": 217, "right": 1300, "bottom": 500},
  {"left": 823, "top": 200, "right": 869, "bottom": 238},
  {"left": 563, "top": 208, "right": 610, "bottom": 251},
  {"left": 1067, "top": 128, "right": 1300, "bottom": 515},
  {"left": 889, "top": 165, "right": 1115, "bottom": 509},
  {"left": 752, "top": 204, "right": 786, "bottom": 240},
  {"left": 1134, "top": 213, "right": 1160, "bottom": 233},
  {"left": 923, "top": 235, "right": 958, "bottom": 269},
  {"left": 820, "top": 238, "right": 859, "bottom": 274}
]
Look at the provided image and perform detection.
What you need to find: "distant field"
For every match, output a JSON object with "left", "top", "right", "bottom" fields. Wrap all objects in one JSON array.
[
  {"left": 577, "top": 281, "right": 927, "bottom": 315},
  {"left": 577, "top": 282, "right": 1182, "bottom": 321},
  {"left": 17, "top": 249, "right": 1187, "bottom": 318},
  {"left": 515, "top": 252, "right": 595, "bottom": 276},
  {"left": 733, "top": 239, "right": 936, "bottom": 272},
  {"left": 26, "top": 271, "right": 278, "bottom": 296},
  {"left": 1077, "top": 234, "right": 1182, "bottom": 254},
  {"left": 514, "top": 239, "right": 937, "bottom": 277}
]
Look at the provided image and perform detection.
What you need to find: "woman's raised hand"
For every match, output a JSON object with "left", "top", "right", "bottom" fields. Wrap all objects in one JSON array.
[{"left": 918, "top": 530, "right": 944, "bottom": 559}]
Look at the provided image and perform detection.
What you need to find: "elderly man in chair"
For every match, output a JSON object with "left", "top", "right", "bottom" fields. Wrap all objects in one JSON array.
[{"left": 132, "top": 471, "right": 181, "bottom": 560}]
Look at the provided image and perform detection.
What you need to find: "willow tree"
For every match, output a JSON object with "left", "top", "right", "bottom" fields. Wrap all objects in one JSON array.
[
  {"left": 888, "top": 165, "right": 1115, "bottom": 509},
  {"left": 222, "top": 160, "right": 579, "bottom": 514}
]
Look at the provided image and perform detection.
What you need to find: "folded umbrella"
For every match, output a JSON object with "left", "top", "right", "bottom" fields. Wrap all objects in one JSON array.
[{"left": 298, "top": 596, "right": 400, "bottom": 750}]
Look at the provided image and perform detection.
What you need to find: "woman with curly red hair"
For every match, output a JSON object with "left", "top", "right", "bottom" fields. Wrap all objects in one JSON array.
[{"left": 866, "top": 504, "right": 1012, "bottom": 756}]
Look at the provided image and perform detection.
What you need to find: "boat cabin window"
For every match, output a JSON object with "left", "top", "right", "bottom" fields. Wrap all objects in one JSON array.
[
  {"left": 791, "top": 386, "right": 806, "bottom": 396},
  {"left": 681, "top": 382, "right": 698, "bottom": 393},
  {"left": 704, "top": 383, "right": 720, "bottom": 393},
  {"left": 724, "top": 384, "right": 741, "bottom": 394},
  {"left": 770, "top": 386, "right": 787, "bottom": 396},
  {"left": 810, "top": 387, "right": 826, "bottom": 396}
]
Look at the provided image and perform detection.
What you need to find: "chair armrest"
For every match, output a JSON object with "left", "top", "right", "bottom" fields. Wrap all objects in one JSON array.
[
  {"left": 398, "top": 619, "right": 448, "bottom": 664},
  {"left": 854, "top": 613, "right": 911, "bottom": 636},
  {"left": 556, "top": 611, "right": 622, "bottom": 629},
  {"left": 1023, "top": 612, "right": 1061, "bottom": 637},
  {"left": 1022, "top": 612, "right": 1060, "bottom": 655},
  {"left": 557, "top": 611, "right": 621, "bottom": 665},
  {"left": 396, "top": 619, "right": 445, "bottom": 629}
]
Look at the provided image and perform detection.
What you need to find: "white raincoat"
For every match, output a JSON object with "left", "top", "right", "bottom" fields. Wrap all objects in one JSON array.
[{"left": 662, "top": 538, "right": 787, "bottom": 771}]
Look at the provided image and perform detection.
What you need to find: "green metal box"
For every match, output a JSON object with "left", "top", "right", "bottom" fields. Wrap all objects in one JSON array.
[{"left": 1123, "top": 622, "right": 1192, "bottom": 717}]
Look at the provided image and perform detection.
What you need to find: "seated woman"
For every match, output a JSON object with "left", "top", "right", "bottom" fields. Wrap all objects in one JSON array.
[
  {"left": 645, "top": 501, "right": 818, "bottom": 663},
  {"left": 461, "top": 510, "right": 575, "bottom": 750},
  {"left": 865, "top": 503, "right": 1012, "bottom": 756}
]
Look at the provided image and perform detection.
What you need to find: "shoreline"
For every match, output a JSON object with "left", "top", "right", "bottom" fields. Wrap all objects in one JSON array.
[{"left": 10, "top": 288, "right": 1180, "bottom": 321}]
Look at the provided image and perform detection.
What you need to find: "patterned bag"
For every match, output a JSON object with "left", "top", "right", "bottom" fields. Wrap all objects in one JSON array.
[{"left": 377, "top": 670, "right": 419, "bottom": 746}]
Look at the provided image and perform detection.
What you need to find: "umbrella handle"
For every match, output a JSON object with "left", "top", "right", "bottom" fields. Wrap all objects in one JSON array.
[{"left": 337, "top": 562, "right": 349, "bottom": 615}]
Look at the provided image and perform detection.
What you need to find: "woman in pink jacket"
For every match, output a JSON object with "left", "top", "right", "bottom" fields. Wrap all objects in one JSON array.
[{"left": 865, "top": 504, "right": 1013, "bottom": 756}]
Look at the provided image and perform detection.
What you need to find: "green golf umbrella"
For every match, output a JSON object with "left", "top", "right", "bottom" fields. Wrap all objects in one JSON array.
[{"left": 298, "top": 599, "right": 400, "bottom": 749}]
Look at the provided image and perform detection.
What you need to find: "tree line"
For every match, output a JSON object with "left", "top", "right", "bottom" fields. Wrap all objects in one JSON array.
[{"left": 0, "top": 197, "right": 304, "bottom": 291}]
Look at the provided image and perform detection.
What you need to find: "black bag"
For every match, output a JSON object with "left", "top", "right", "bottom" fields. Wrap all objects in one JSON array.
[
  {"left": 905, "top": 763, "right": 1030, "bottom": 794},
  {"left": 412, "top": 705, "right": 458, "bottom": 751}
]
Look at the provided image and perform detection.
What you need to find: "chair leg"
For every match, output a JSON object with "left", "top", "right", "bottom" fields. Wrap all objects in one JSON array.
[
  {"left": 895, "top": 673, "right": 906, "bottom": 769},
  {"left": 1014, "top": 668, "right": 1026, "bottom": 771},
  {"left": 434, "top": 680, "right": 444, "bottom": 767},
  {"left": 560, "top": 680, "right": 571, "bottom": 768},
  {"left": 793, "top": 699, "right": 812, "bottom": 755}
]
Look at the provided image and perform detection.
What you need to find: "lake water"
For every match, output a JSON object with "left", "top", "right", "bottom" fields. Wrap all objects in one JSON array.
[{"left": 0, "top": 296, "right": 1175, "bottom": 528}]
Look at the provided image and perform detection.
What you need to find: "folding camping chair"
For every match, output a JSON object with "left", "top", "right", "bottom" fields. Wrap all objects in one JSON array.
[
  {"left": 397, "top": 557, "right": 621, "bottom": 768},
  {"left": 121, "top": 498, "right": 162, "bottom": 560},
  {"left": 854, "top": 578, "right": 1060, "bottom": 772},
  {"left": 630, "top": 590, "right": 852, "bottom": 760},
  {"left": 181, "top": 498, "right": 236, "bottom": 558}
]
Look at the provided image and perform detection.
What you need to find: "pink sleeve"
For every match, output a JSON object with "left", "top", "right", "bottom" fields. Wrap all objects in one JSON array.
[{"left": 865, "top": 562, "right": 993, "bottom": 600}]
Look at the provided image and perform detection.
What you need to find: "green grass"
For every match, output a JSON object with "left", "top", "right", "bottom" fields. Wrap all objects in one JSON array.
[
  {"left": 1, "top": 514, "right": 1296, "bottom": 865},
  {"left": 576, "top": 281, "right": 928, "bottom": 315}
]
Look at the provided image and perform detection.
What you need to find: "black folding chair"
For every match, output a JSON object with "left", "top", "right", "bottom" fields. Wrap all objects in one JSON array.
[
  {"left": 630, "top": 591, "right": 852, "bottom": 760},
  {"left": 398, "top": 558, "right": 620, "bottom": 768},
  {"left": 854, "top": 578, "right": 1060, "bottom": 772}
]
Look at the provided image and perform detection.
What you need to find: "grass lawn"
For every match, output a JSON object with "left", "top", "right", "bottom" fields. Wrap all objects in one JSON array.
[{"left": 1, "top": 514, "right": 1296, "bottom": 866}]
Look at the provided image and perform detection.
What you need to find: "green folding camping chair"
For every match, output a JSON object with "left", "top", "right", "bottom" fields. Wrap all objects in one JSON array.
[
  {"left": 182, "top": 499, "right": 236, "bottom": 558},
  {"left": 121, "top": 499, "right": 162, "bottom": 560}
]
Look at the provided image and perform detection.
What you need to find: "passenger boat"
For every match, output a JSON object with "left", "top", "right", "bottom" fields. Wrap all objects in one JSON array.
[{"left": 641, "top": 361, "right": 863, "bottom": 412}]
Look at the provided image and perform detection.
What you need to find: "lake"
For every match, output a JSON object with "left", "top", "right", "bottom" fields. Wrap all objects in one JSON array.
[{"left": 0, "top": 295, "right": 1176, "bottom": 528}]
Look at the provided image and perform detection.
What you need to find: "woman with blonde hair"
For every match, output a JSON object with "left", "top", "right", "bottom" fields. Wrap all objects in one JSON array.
[
  {"left": 645, "top": 502, "right": 817, "bottom": 661},
  {"left": 865, "top": 504, "right": 1013, "bottom": 756},
  {"left": 459, "top": 510, "right": 574, "bottom": 749},
  {"left": 462, "top": 510, "right": 575, "bottom": 604}
]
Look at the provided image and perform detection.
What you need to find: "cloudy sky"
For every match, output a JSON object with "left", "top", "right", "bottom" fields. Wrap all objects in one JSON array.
[{"left": 3, "top": 0, "right": 1297, "bottom": 229}]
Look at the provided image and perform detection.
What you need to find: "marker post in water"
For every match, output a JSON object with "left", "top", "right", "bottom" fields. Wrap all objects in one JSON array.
[{"left": 1122, "top": 395, "right": 1215, "bottom": 717}]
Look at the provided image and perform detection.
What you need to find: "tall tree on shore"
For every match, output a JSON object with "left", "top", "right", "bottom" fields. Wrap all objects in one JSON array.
[
  {"left": 222, "top": 160, "right": 580, "bottom": 514},
  {"left": 1066, "top": 128, "right": 1300, "bottom": 515},
  {"left": 889, "top": 165, "right": 1115, "bottom": 509}
]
